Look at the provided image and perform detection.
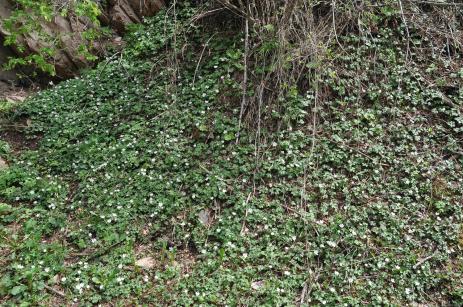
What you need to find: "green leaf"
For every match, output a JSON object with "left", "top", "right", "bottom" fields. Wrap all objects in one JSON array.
[
  {"left": 91, "top": 277, "right": 101, "bottom": 284},
  {"left": 224, "top": 132, "right": 235, "bottom": 141},
  {"left": 10, "top": 285, "right": 26, "bottom": 296},
  {"left": 0, "top": 203, "right": 13, "bottom": 215},
  {"left": 198, "top": 124, "right": 208, "bottom": 132},
  {"left": 263, "top": 24, "right": 275, "bottom": 32}
]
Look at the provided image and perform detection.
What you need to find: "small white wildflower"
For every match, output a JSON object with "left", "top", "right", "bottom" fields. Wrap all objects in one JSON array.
[{"left": 327, "top": 241, "right": 336, "bottom": 248}]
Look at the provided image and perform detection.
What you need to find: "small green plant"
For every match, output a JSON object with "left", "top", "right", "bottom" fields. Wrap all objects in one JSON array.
[{"left": 0, "top": 100, "right": 16, "bottom": 113}]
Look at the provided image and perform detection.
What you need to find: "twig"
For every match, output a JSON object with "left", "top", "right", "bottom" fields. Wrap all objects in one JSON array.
[
  {"left": 215, "top": 0, "right": 247, "bottom": 19},
  {"left": 254, "top": 82, "right": 265, "bottom": 165},
  {"left": 413, "top": 251, "right": 438, "bottom": 269},
  {"left": 97, "top": 52, "right": 121, "bottom": 78},
  {"left": 192, "top": 34, "right": 217, "bottom": 86},
  {"left": 281, "top": 0, "right": 298, "bottom": 26},
  {"left": 299, "top": 270, "right": 320, "bottom": 306},
  {"left": 240, "top": 192, "right": 253, "bottom": 235},
  {"left": 172, "top": 0, "right": 179, "bottom": 91},
  {"left": 409, "top": 0, "right": 463, "bottom": 6},
  {"left": 190, "top": 8, "right": 226, "bottom": 22},
  {"left": 44, "top": 285, "right": 65, "bottom": 298},
  {"left": 331, "top": 0, "right": 345, "bottom": 51},
  {"left": 85, "top": 240, "right": 125, "bottom": 262},
  {"left": 299, "top": 281, "right": 308, "bottom": 306},
  {"left": 398, "top": 0, "right": 411, "bottom": 61},
  {"left": 236, "top": 16, "right": 249, "bottom": 144}
]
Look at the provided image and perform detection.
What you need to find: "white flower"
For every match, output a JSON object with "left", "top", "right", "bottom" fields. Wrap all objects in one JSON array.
[
  {"left": 75, "top": 283, "right": 85, "bottom": 292},
  {"left": 327, "top": 241, "right": 337, "bottom": 248}
]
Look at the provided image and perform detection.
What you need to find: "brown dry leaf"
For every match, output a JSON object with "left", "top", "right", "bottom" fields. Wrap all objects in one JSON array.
[
  {"left": 198, "top": 209, "right": 210, "bottom": 225},
  {"left": 0, "top": 158, "right": 8, "bottom": 170},
  {"left": 7, "top": 95, "right": 26, "bottom": 102},
  {"left": 135, "top": 257, "right": 156, "bottom": 269},
  {"left": 251, "top": 280, "right": 264, "bottom": 290}
]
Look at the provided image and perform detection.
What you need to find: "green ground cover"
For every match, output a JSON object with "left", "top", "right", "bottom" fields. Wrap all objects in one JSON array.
[{"left": 1, "top": 3, "right": 462, "bottom": 306}]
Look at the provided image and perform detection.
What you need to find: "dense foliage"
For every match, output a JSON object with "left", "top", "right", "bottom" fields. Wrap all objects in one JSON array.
[{"left": 1, "top": 2, "right": 463, "bottom": 305}]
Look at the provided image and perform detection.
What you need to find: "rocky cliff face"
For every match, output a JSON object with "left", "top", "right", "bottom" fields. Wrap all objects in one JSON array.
[
  {"left": 105, "top": 0, "right": 166, "bottom": 33},
  {"left": 0, "top": 35, "right": 17, "bottom": 84},
  {"left": 0, "top": 0, "right": 165, "bottom": 80}
]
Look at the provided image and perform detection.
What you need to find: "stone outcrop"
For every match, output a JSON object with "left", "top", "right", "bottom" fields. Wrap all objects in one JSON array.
[
  {"left": 0, "top": 35, "right": 18, "bottom": 83},
  {"left": 106, "top": 0, "right": 165, "bottom": 33},
  {"left": 0, "top": 0, "right": 166, "bottom": 79}
]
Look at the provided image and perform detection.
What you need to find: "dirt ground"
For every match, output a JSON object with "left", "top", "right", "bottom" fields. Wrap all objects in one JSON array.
[{"left": 0, "top": 80, "right": 16, "bottom": 99}]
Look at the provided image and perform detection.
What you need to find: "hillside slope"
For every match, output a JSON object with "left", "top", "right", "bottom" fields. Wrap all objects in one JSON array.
[{"left": 1, "top": 2, "right": 463, "bottom": 305}]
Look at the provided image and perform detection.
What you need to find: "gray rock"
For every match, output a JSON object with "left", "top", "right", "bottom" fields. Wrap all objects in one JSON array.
[
  {"left": 198, "top": 209, "right": 210, "bottom": 225},
  {"left": 0, "top": 157, "right": 8, "bottom": 170},
  {"left": 135, "top": 257, "right": 156, "bottom": 269}
]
